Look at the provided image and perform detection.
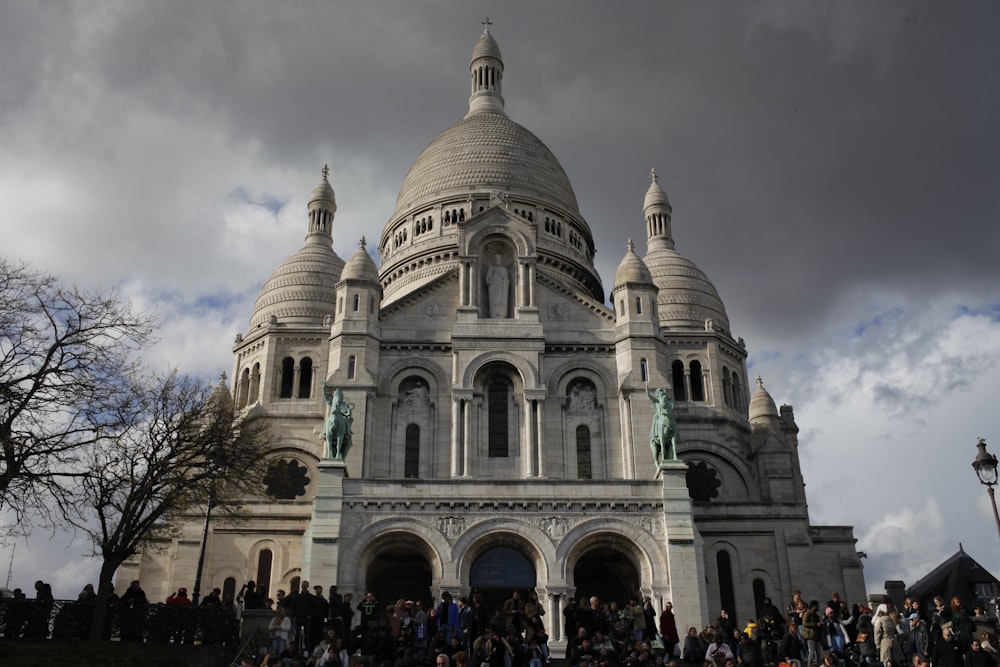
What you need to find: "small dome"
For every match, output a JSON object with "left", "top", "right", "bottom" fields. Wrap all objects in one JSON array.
[
  {"left": 614, "top": 239, "right": 653, "bottom": 287},
  {"left": 749, "top": 377, "right": 780, "bottom": 423},
  {"left": 249, "top": 238, "right": 344, "bottom": 328},
  {"left": 643, "top": 169, "right": 671, "bottom": 211},
  {"left": 309, "top": 165, "right": 336, "bottom": 209},
  {"left": 341, "top": 238, "right": 380, "bottom": 284},
  {"left": 471, "top": 29, "right": 502, "bottom": 62},
  {"left": 644, "top": 245, "right": 730, "bottom": 331}
]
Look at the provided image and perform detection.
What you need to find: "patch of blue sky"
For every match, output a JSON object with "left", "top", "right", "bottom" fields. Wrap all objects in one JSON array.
[
  {"left": 143, "top": 287, "right": 249, "bottom": 318},
  {"left": 956, "top": 303, "right": 1000, "bottom": 322},
  {"left": 849, "top": 305, "right": 905, "bottom": 339},
  {"left": 748, "top": 350, "right": 782, "bottom": 368},
  {"left": 227, "top": 187, "right": 288, "bottom": 216},
  {"left": 192, "top": 292, "right": 245, "bottom": 313}
]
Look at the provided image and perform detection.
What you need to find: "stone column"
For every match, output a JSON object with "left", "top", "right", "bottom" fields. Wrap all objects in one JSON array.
[
  {"left": 528, "top": 262, "right": 536, "bottom": 307},
  {"left": 548, "top": 591, "right": 562, "bottom": 641},
  {"left": 523, "top": 396, "right": 534, "bottom": 477},
  {"left": 535, "top": 399, "right": 545, "bottom": 478},
  {"left": 514, "top": 262, "right": 524, "bottom": 308},
  {"left": 469, "top": 263, "right": 479, "bottom": 309},
  {"left": 451, "top": 397, "right": 462, "bottom": 477},
  {"left": 459, "top": 261, "right": 468, "bottom": 306},
  {"left": 462, "top": 399, "right": 473, "bottom": 477},
  {"left": 620, "top": 393, "right": 635, "bottom": 479}
]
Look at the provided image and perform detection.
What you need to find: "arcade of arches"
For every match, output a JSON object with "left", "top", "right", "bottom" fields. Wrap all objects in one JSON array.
[{"left": 358, "top": 533, "right": 643, "bottom": 642}]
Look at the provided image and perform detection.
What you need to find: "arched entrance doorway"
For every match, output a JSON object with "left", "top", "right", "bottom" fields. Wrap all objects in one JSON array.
[
  {"left": 572, "top": 546, "right": 641, "bottom": 608},
  {"left": 365, "top": 539, "right": 433, "bottom": 607},
  {"left": 470, "top": 546, "right": 537, "bottom": 620}
]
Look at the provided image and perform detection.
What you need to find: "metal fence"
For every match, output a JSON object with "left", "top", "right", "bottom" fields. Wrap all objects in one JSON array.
[{"left": 0, "top": 598, "right": 240, "bottom": 644}]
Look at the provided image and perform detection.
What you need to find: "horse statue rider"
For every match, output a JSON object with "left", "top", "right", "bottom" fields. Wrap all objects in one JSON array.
[
  {"left": 645, "top": 380, "right": 679, "bottom": 465},
  {"left": 322, "top": 386, "right": 354, "bottom": 460}
]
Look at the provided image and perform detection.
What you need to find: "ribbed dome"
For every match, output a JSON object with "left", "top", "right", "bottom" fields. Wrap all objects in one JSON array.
[
  {"left": 749, "top": 377, "right": 780, "bottom": 423},
  {"left": 472, "top": 30, "right": 502, "bottom": 62},
  {"left": 341, "top": 239, "right": 379, "bottom": 284},
  {"left": 249, "top": 238, "right": 344, "bottom": 328},
  {"left": 644, "top": 170, "right": 671, "bottom": 210},
  {"left": 644, "top": 243, "right": 730, "bottom": 331},
  {"left": 391, "top": 112, "right": 581, "bottom": 221},
  {"left": 309, "top": 176, "right": 336, "bottom": 209},
  {"left": 614, "top": 240, "right": 653, "bottom": 287}
]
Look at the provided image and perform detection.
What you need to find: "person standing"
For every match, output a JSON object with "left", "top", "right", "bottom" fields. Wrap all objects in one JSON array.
[
  {"left": 874, "top": 604, "right": 904, "bottom": 667},
  {"left": 904, "top": 613, "right": 928, "bottom": 663},
  {"left": 948, "top": 597, "right": 974, "bottom": 653},
  {"left": 660, "top": 601, "right": 680, "bottom": 657},
  {"left": 437, "top": 591, "right": 461, "bottom": 645},
  {"left": 931, "top": 628, "right": 963, "bottom": 667},
  {"left": 801, "top": 600, "right": 823, "bottom": 667}
]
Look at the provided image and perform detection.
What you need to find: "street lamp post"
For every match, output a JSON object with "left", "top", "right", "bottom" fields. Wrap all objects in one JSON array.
[{"left": 972, "top": 437, "right": 1000, "bottom": 540}]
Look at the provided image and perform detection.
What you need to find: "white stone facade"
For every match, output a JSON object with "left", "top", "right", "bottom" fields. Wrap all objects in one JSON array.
[{"left": 120, "top": 25, "right": 866, "bottom": 637}]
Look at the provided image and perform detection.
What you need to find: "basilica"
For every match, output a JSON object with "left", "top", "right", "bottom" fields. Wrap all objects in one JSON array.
[{"left": 121, "top": 25, "right": 866, "bottom": 639}]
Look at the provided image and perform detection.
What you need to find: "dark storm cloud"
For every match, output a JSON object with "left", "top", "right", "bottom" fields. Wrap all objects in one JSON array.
[{"left": 3, "top": 0, "right": 999, "bottom": 596}]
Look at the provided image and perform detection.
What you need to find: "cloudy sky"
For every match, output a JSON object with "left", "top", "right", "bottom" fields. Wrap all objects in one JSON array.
[{"left": 3, "top": 1, "right": 999, "bottom": 602}]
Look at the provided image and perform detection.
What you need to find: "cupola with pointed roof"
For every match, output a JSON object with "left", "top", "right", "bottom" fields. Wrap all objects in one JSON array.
[
  {"left": 249, "top": 167, "right": 345, "bottom": 329},
  {"left": 641, "top": 169, "right": 731, "bottom": 332},
  {"left": 749, "top": 376, "right": 781, "bottom": 425},
  {"left": 341, "top": 236, "right": 380, "bottom": 285},
  {"left": 468, "top": 18, "right": 505, "bottom": 116},
  {"left": 614, "top": 239, "right": 654, "bottom": 288}
]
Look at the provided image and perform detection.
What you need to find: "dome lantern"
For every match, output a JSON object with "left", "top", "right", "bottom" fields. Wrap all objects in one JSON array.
[{"left": 467, "top": 17, "right": 505, "bottom": 117}]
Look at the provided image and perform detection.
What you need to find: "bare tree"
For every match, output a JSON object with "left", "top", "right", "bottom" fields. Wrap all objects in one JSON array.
[
  {"left": 0, "top": 257, "right": 155, "bottom": 526},
  {"left": 68, "top": 371, "right": 275, "bottom": 640}
]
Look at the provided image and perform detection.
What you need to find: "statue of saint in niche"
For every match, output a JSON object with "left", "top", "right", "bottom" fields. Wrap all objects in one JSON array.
[{"left": 485, "top": 254, "right": 509, "bottom": 318}]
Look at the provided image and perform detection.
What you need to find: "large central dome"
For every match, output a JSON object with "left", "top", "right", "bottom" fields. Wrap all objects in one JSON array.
[
  {"left": 391, "top": 112, "right": 580, "bottom": 221},
  {"left": 379, "top": 24, "right": 602, "bottom": 304}
]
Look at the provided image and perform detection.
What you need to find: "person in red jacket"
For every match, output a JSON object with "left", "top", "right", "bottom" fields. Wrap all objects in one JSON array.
[
  {"left": 659, "top": 600, "right": 680, "bottom": 657},
  {"left": 166, "top": 587, "right": 193, "bottom": 606}
]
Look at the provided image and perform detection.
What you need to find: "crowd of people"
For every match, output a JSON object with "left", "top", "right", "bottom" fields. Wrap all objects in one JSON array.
[
  {"left": 673, "top": 592, "right": 998, "bottom": 667},
  {"left": 242, "top": 587, "right": 998, "bottom": 667},
  {"left": 4, "top": 578, "right": 996, "bottom": 667}
]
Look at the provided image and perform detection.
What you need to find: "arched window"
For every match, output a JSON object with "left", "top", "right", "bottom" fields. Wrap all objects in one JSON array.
[
  {"left": 717, "top": 551, "right": 737, "bottom": 621},
  {"left": 635, "top": 297, "right": 642, "bottom": 315},
  {"left": 347, "top": 356, "right": 356, "bottom": 380},
  {"left": 640, "top": 359, "right": 648, "bottom": 383},
  {"left": 248, "top": 363, "right": 260, "bottom": 404},
  {"left": 753, "top": 579, "right": 767, "bottom": 620},
  {"left": 257, "top": 549, "right": 273, "bottom": 599},
  {"left": 618, "top": 300, "right": 624, "bottom": 316},
  {"left": 279, "top": 357, "right": 295, "bottom": 398},
  {"left": 576, "top": 425, "right": 592, "bottom": 479},
  {"left": 404, "top": 424, "right": 420, "bottom": 478},
  {"left": 671, "top": 360, "right": 687, "bottom": 401},
  {"left": 352, "top": 294, "right": 360, "bottom": 312},
  {"left": 237, "top": 367, "right": 250, "bottom": 408},
  {"left": 722, "top": 367, "right": 733, "bottom": 408},
  {"left": 298, "top": 358, "right": 313, "bottom": 399},
  {"left": 690, "top": 360, "right": 705, "bottom": 402},
  {"left": 488, "top": 380, "right": 509, "bottom": 458},
  {"left": 732, "top": 372, "right": 744, "bottom": 413},
  {"left": 223, "top": 577, "right": 236, "bottom": 605}
]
